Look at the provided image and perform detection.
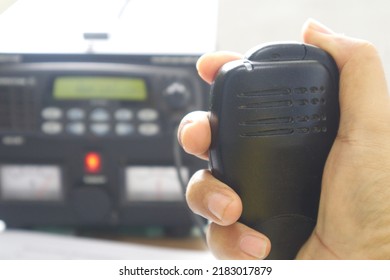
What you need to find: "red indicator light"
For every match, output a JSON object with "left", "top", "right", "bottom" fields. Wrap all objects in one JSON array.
[{"left": 85, "top": 152, "right": 102, "bottom": 173}]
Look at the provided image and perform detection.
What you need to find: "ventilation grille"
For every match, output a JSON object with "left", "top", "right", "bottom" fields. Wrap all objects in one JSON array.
[
  {"left": 0, "top": 86, "right": 37, "bottom": 132},
  {"left": 238, "top": 86, "right": 328, "bottom": 137}
]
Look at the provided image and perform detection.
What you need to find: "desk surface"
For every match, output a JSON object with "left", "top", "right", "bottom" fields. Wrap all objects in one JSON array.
[
  {"left": 109, "top": 236, "right": 208, "bottom": 251},
  {"left": 0, "top": 229, "right": 213, "bottom": 259}
]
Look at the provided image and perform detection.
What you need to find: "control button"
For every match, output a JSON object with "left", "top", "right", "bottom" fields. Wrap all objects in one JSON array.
[
  {"left": 138, "top": 123, "right": 160, "bottom": 136},
  {"left": 84, "top": 152, "right": 102, "bottom": 174},
  {"left": 137, "top": 109, "right": 159, "bottom": 122},
  {"left": 114, "top": 109, "right": 133, "bottom": 121},
  {"left": 163, "top": 82, "right": 191, "bottom": 109},
  {"left": 90, "top": 123, "right": 110, "bottom": 136},
  {"left": 115, "top": 123, "right": 135, "bottom": 136},
  {"left": 42, "top": 122, "right": 63, "bottom": 135},
  {"left": 66, "top": 122, "right": 85, "bottom": 135},
  {"left": 67, "top": 108, "right": 85, "bottom": 120},
  {"left": 42, "top": 107, "right": 63, "bottom": 120},
  {"left": 90, "top": 108, "right": 110, "bottom": 122}
]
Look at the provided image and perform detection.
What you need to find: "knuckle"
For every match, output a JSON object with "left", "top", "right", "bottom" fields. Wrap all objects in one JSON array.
[
  {"left": 186, "top": 169, "right": 210, "bottom": 202},
  {"left": 352, "top": 40, "right": 380, "bottom": 61}
]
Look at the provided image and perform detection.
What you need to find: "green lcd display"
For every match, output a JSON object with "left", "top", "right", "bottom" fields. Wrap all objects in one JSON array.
[{"left": 53, "top": 76, "right": 147, "bottom": 101}]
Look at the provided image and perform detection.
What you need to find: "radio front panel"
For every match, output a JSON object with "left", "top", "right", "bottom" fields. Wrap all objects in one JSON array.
[{"left": 0, "top": 54, "right": 208, "bottom": 230}]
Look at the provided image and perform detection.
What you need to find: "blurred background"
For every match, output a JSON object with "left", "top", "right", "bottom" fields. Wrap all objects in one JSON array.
[
  {"left": 0, "top": 0, "right": 389, "bottom": 259},
  {"left": 0, "top": 0, "right": 389, "bottom": 62},
  {"left": 218, "top": 0, "right": 390, "bottom": 82}
]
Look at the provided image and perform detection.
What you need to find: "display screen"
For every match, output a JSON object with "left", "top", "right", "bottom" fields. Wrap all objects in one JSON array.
[
  {"left": 0, "top": 165, "right": 62, "bottom": 201},
  {"left": 53, "top": 76, "right": 147, "bottom": 101},
  {"left": 125, "top": 166, "right": 188, "bottom": 202}
]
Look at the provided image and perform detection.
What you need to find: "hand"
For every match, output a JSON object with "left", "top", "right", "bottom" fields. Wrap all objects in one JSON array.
[{"left": 178, "top": 19, "right": 390, "bottom": 259}]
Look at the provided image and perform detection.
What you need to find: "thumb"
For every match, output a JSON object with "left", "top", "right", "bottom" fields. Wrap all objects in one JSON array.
[{"left": 302, "top": 19, "right": 390, "bottom": 137}]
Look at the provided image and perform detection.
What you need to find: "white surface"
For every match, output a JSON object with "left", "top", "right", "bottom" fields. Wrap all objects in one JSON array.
[
  {"left": 0, "top": 229, "right": 213, "bottom": 260},
  {"left": 0, "top": 0, "right": 17, "bottom": 14},
  {"left": 0, "top": 0, "right": 218, "bottom": 54},
  {"left": 218, "top": 0, "right": 390, "bottom": 83}
]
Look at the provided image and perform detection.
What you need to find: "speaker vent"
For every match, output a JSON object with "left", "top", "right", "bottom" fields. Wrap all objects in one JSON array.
[
  {"left": 239, "top": 100, "right": 293, "bottom": 109},
  {"left": 238, "top": 86, "right": 328, "bottom": 137},
  {"left": 238, "top": 87, "right": 291, "bottom": 97},
  {"left": 240, "top": 116, "right": 293, "bottom": 126},
  {"left": 0, "top": 85, "right": 37, "bottom": 132},
  {"left": 241, "top": 128, "right": 294, "bottom": 137}
]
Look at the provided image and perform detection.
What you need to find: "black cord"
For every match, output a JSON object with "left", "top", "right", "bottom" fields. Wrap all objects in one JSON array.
[{"left": 173, "top": 126, "right": 207, "bottom": 242}]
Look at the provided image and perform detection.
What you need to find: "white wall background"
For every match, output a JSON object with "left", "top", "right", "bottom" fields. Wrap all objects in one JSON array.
[
  {"left": 218, "top": 0, "right": 390, "bottom": 82},
  {"left": 1, "top": 0, "right": 390, "bottom": 81},
  {"left": 0, "top": 0, "right": 17, "bottom": 14}
]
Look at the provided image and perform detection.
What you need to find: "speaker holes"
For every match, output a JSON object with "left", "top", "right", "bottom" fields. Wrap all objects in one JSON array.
[
  {"left": 296, "top": 99, "right": 309, "bottom": 106},
  {"left": 312, "top": 114, "right": 320, "bottom": 121},
  {"left": 241, "top": 128, "right": 294, "bottom": 137},
  {"left": 238, "top": 87, "right": 291, "bottom": 97},
  {"left": 238, "top": 100, "right": 293, "bottom": 109},
  {"left": 294, "top": 87, "right": 308, "bottom": 94},
  {"left": 240, "top": 116, "right": 293, "bottom": 126},
  {"left": 241, "top": 126, "right": 329, "bottom": 137},
  {"left": 312, "top": 126, "right": 321, "bottom": 133},
  {"left": 236, "top": 84, "right": 329, "bottom": 138},
  {"left": 296, "top": 115, "right": 310, "bottom": 122},
  {"left": 239, "top": 113, "right": 328, "bottom": 138},
  {"left": 294, "top": 86, "right": 326, "bottom": 94},
  {"left": 296, "top": 98, "right": 326, "bottom": 106},
  {"left": 311, "top": 98, "right": 320, "bottom": 105},
  {"left": 296, "top": 127, "right": 310, "bottom": 134}
]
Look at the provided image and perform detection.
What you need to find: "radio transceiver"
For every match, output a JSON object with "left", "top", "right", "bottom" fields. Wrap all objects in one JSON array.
[
  {"left": 209, "top": 43, "right": 339, "bottom": 259},
  {"left": 0, "top": 53, "right": 208, "bottom": 233}
]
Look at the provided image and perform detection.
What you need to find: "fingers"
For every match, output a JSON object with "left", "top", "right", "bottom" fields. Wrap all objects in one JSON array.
[
  {"left": 196, "top": 51, "right": 242, "bottom": 84},
  {"left": 178, "top": 51, "right": 242, "bottom": 158},
  {"left": 302, "top": 19, "right": 390, "bottom": 137},
  {"left": 302, "top": 18, "right": 384, "bottom": 72},
  {"left": 186, "top": 170, "right": 270, "bottom": 259},
  {"left": 177, "top": 111, "right": 211, "bottom": 160},
  {"left": 207, "top": 222, "right": 271, "bottom": 260},
  {"left": 177, "top": 52, "right": 242, "bottom": 159},
  {"left": 186, "top": 170, "right": 242, "bottom": 226}
]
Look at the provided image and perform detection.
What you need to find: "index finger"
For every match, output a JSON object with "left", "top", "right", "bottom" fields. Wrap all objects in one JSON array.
[
  {"left": 197, "top": 51, "right": 243, "bottom": 84},
  {"left": 177, "top": 52, "right": 243, "bottom": 159}
]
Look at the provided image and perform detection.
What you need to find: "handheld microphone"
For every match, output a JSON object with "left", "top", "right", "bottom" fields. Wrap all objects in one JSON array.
[{"left": 209, "top": 43, "right": 339, "bottom": 259}]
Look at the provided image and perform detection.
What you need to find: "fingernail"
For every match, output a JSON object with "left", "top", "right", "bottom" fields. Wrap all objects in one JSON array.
[
  {"left": 196, "top": 54, "right": 206, "bottom": 72},
  {"left": 177, "top": 119, "right": 192, "bottom": 147},
  {"left": 207, "top": 193, "right": 233, "bottom": 221},
  {"left": 305, "top": 18, "right": 334, "bottom": 34},
  {"left": 239, "top": 235, "right": 267, "bottom": 259}
]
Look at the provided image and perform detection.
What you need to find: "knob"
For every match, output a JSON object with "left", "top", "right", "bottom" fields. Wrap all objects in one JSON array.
[{"left": 163, "top": 82, "right": 191, "bottom": 110}]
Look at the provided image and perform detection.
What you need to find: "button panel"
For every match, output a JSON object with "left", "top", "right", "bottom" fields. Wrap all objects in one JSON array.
[
  {"left": 66, "top": 108, "right": 85, "bottom": 120},
  {"left": 138, "top": 123, "right": 160, "bottom": 136},
  {"left": 137, "top": 108, "right": 158, "bottom": 122},
  {"left": 66, "top": 122, "right": 85, "bottom": 135},
  {"left": 42, "top": 121, "right": 63, "bottom": 134},
  {"left": 115, "top": 123, "right": 135, "bottom": 136},
  {"left": 41, "top": 107, "right": 160, "bottom": 137},
  {"left": 41, "top": 107, "right": 63, "bottom": 120},
  {"left": 114, "top": 109, "right": 133, "bottom": 121},
  {"left": 90, "top": 108, "right": 110, "bottom": 122}
]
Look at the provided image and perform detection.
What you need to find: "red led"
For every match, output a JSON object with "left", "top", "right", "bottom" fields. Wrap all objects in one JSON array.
[{"left": 85, "top": 152, "right": 102, "bottom": 173}]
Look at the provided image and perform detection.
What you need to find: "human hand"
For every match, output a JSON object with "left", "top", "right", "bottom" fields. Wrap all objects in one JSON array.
[{"left": 178, "top": 19, "right": 390, "bottom": 259}]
